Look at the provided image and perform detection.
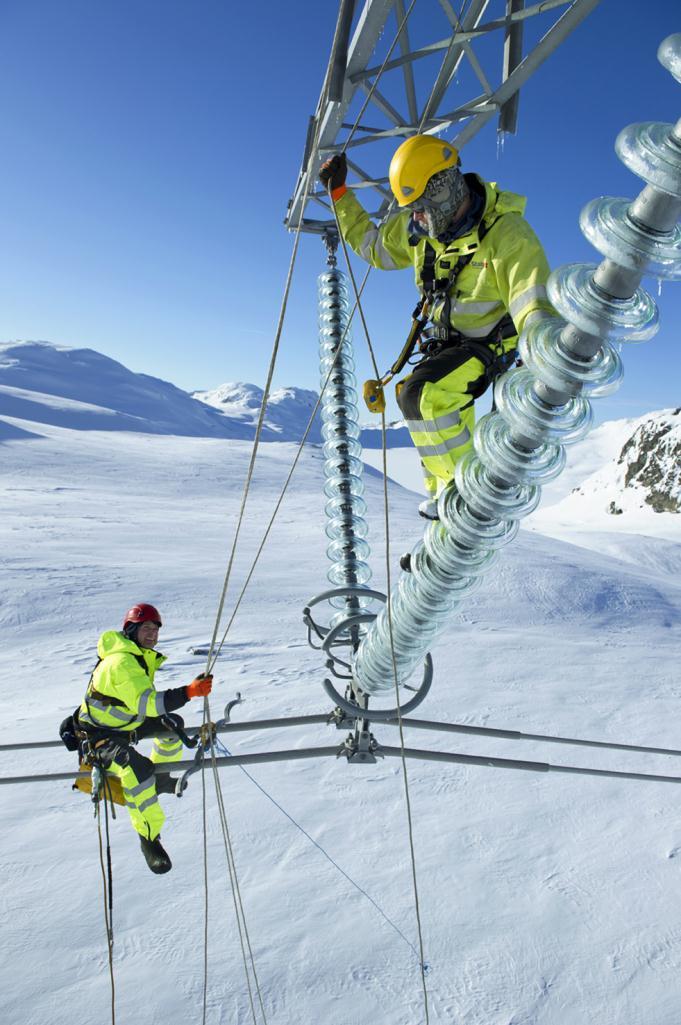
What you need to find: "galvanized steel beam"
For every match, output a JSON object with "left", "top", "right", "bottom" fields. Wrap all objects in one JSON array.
[{"left": 285, "top": 0, "right": 601, "bottom": 233}]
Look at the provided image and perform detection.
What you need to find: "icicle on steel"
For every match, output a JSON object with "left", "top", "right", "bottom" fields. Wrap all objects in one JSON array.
[
  {"left": 353, "top": 34, "right": 681, "bottom": 695},
  {"left": 318, "top": 240, "right": 372, "bottom": 623}
]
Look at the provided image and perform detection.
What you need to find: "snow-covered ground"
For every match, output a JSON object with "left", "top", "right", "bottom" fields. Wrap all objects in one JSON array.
[{"left": 2, "top": 355, "right": 681, "bottom": 1024}]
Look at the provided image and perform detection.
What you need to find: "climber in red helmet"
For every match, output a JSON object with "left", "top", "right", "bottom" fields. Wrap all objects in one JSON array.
[{"left": 78, "top": 603, "right": 212, "bottom": 874}]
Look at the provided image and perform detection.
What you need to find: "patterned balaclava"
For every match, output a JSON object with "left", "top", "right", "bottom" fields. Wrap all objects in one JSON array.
[{"left": 413, "top": 166, "right": 470, "bottom": 238}]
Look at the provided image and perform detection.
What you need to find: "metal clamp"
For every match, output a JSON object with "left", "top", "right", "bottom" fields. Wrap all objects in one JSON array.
[
  {"left": 176, "top": 693, "right": 243, "bottom": 795},
  {"left": 323, "top": 653, "right": 433, "bottom": 723}
]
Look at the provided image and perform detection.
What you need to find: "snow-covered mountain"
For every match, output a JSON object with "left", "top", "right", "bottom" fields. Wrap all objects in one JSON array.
[
  {"left": 0, "top": 340, "right": 337, "bottom": 445},
  {"left": 0, "top": 339, "right": 253, "bottom": 438},
  {"left": 194, "top": 381, "right": 324, "bottom": 443},
  {"left": 0, "top": 339, "right": 411, "bottom": 447},
  {"left": 2, "top": 341, "right": 680, "bottom": 534},
  {"left": 2, "top": 342, "right": 680, "bottom": 529}
]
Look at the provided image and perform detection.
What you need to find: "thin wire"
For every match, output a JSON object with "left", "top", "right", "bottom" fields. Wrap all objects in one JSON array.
[
  {"left": 96, "top": 801, "right": 116, "bottom": 1025},
  {"left": 206, "top": 266, "right": 371, "bottom": 673},
  {"left": 210, "top": 745, "right": 267, "bottom": 1024},
  {"left": 331, "top": 200, "right": 430, "bottom": 1022},
  {"left": 201, "top": 741, "right": 209, "bottom": 1025},
  {"left": 380, "top": 441, "right": 431, "bottom": 1018},
  {"left": 202, "top": 222, "right": 306, "bottom": 676},
  {"left": 197, "top": 46, "right": 337, "bottom": 1016},
  {"left": 203, "top": 738, "right": 260, "bottom": 1025},
  {"left": 213, "top": 738, "right": 421, "bottom": 960}
]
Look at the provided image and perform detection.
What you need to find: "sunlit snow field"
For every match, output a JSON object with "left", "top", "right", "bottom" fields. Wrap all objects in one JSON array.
[{"left": 2, "top": 415, "right": 681, "bottom": 1025}]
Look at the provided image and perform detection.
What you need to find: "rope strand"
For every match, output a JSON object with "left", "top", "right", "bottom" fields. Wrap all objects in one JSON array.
[
  {"left": 214, "top": 738, "right": 422, "bottom": 959},
  {"left": 209, "top": 745, "right": 267, "bottom": 1024},
  {"left": 198, "top": 46, "right": 334, "bottom": 1015},
  {"left": 332, "top": 202, "right": 430, "bottom": 1022},
  {"left": 96, "top": 799, "right": 116, "bottom": 1025},
  {"left": 201, "top": 717, "right": 210, "bottom": 1025}
]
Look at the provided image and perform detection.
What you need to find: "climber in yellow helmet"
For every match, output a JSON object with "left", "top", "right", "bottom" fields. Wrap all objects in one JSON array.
[{"left": 320, "top": 135, "right": 554, "bottom": 520}]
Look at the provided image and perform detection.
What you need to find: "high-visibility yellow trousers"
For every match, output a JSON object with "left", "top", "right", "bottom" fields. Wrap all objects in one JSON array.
[
  {"left": 98, "top": 717, "right": 184, "bottom": 841},
  {"left": 397, "top": 345, "right": 487, "bottom": 494},
  {"left": 107, "top": 753, "right": 166, "bottom": 841}
]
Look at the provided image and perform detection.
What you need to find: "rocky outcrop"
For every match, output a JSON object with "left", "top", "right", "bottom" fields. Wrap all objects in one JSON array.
[{"left": 617, "top": 409, "right": 681, "bottom": 513}]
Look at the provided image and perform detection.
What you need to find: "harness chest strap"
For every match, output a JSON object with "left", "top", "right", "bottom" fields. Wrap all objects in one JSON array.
[
  {"left": 361, "top": 215, "right": 509, "bottom": 414},
  {"left": 418, "top": 213, "right": 505, "bottom": 338},
  {"left": 81, "top": 652, "right": 194, "bottom": 748}
]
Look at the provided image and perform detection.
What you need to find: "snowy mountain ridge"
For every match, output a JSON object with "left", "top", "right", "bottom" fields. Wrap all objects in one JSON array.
[
  {"left": 1, "top": 340, "right": 679, "bottom": 526},
  {"left": 0, "top": 339, "right": 251, "bottom": 439},
  {"left": 194, "top": 380, "right": 324, "bottom": 442},
  {"left": 0, "top": 338, "right": 413, "bottom": 447}
]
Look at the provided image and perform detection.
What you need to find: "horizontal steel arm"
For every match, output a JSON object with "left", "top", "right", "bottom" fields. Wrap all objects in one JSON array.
[
  {"left": 0, "top": 746, "right": 345, "bottom": 786},
  {"left": 6, "top": 737, "right": 681, "bottom": 787},
  {"left": 7, "top": 713, "right": 681, "bottom": 761},
  {"left": 0, "top": 713, "right": 332, "bottom": 753},
  {"left": 379, "top": 746, "right": 681, "bottom": 785},
  {"left": 381, "top": 717, "right": 681, "bottom": 758}
]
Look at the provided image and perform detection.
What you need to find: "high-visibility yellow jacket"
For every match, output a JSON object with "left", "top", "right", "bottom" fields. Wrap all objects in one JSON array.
[
  {"left": 79, "top": 631, "right": 185, "bottom": 733},
  {"left": 333, "top": 175, "right": 554, "bottom": 341}
]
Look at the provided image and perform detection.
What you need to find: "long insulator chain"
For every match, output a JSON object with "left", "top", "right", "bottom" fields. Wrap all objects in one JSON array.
[
  {"left": 353, "top": 33, "right": 681, "bottom": 695},
  {"left": 318, "top": 249, "right": 372, "bottom": 623}
]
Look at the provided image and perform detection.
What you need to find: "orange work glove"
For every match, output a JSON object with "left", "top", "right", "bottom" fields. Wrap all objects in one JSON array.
[{"left": 186, "top": 673, "right": 213, "bottom": 699}]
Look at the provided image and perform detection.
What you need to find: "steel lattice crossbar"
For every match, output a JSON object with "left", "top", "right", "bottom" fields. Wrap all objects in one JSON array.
[{"left": 285, "top": 0, "right": 601, "bottom": 233}]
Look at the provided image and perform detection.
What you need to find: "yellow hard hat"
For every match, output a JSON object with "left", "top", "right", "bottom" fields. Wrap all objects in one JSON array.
[{"left": 389, "top": 135, "right": 460, "bottom": 207}]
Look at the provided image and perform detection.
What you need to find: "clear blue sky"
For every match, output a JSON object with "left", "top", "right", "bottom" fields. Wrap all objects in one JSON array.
[{"left": 0, "top": 0, "right": 678, "bottom": 424}]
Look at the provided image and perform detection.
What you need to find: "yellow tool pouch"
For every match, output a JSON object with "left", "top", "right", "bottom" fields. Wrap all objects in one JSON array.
[
  {"left": 363, "top": 378, "right": 386, "bottom": 413},
  {"left": 73, "top": 763, "right": 126, "bottom": 806}
]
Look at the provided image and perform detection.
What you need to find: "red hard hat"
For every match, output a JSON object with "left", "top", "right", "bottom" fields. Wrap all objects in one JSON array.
[{"left": 122, "top": 603, "right": 162, "bottom": 629}]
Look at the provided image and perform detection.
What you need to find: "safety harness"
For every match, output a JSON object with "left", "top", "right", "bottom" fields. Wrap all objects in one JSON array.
[
  {"left": 362, "top": 214, "right": 518, "bottom": 412},
  {"left": 59, "top": 652, "right": 196, "bottom": 765}
]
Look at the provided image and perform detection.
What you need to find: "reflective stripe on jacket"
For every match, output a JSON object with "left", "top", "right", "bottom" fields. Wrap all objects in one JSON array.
[
  {"left": 79, "top": 631, "right": 168, "bottom": 732},
  {"left": 333, "top": 175, "right": 554, "bottom": 340}
]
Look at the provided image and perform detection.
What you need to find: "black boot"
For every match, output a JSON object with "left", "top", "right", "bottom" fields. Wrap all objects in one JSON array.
[{"left": 140, "top": 834, "right": 172, "bottom": 874}]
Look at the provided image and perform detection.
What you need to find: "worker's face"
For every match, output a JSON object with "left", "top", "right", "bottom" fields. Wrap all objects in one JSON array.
[
  {"left": 409, "top": 167, "right": 469, "bottom": 238},
  {"left": 136, "top": 621, "right": 160, "bottom": 649}
]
